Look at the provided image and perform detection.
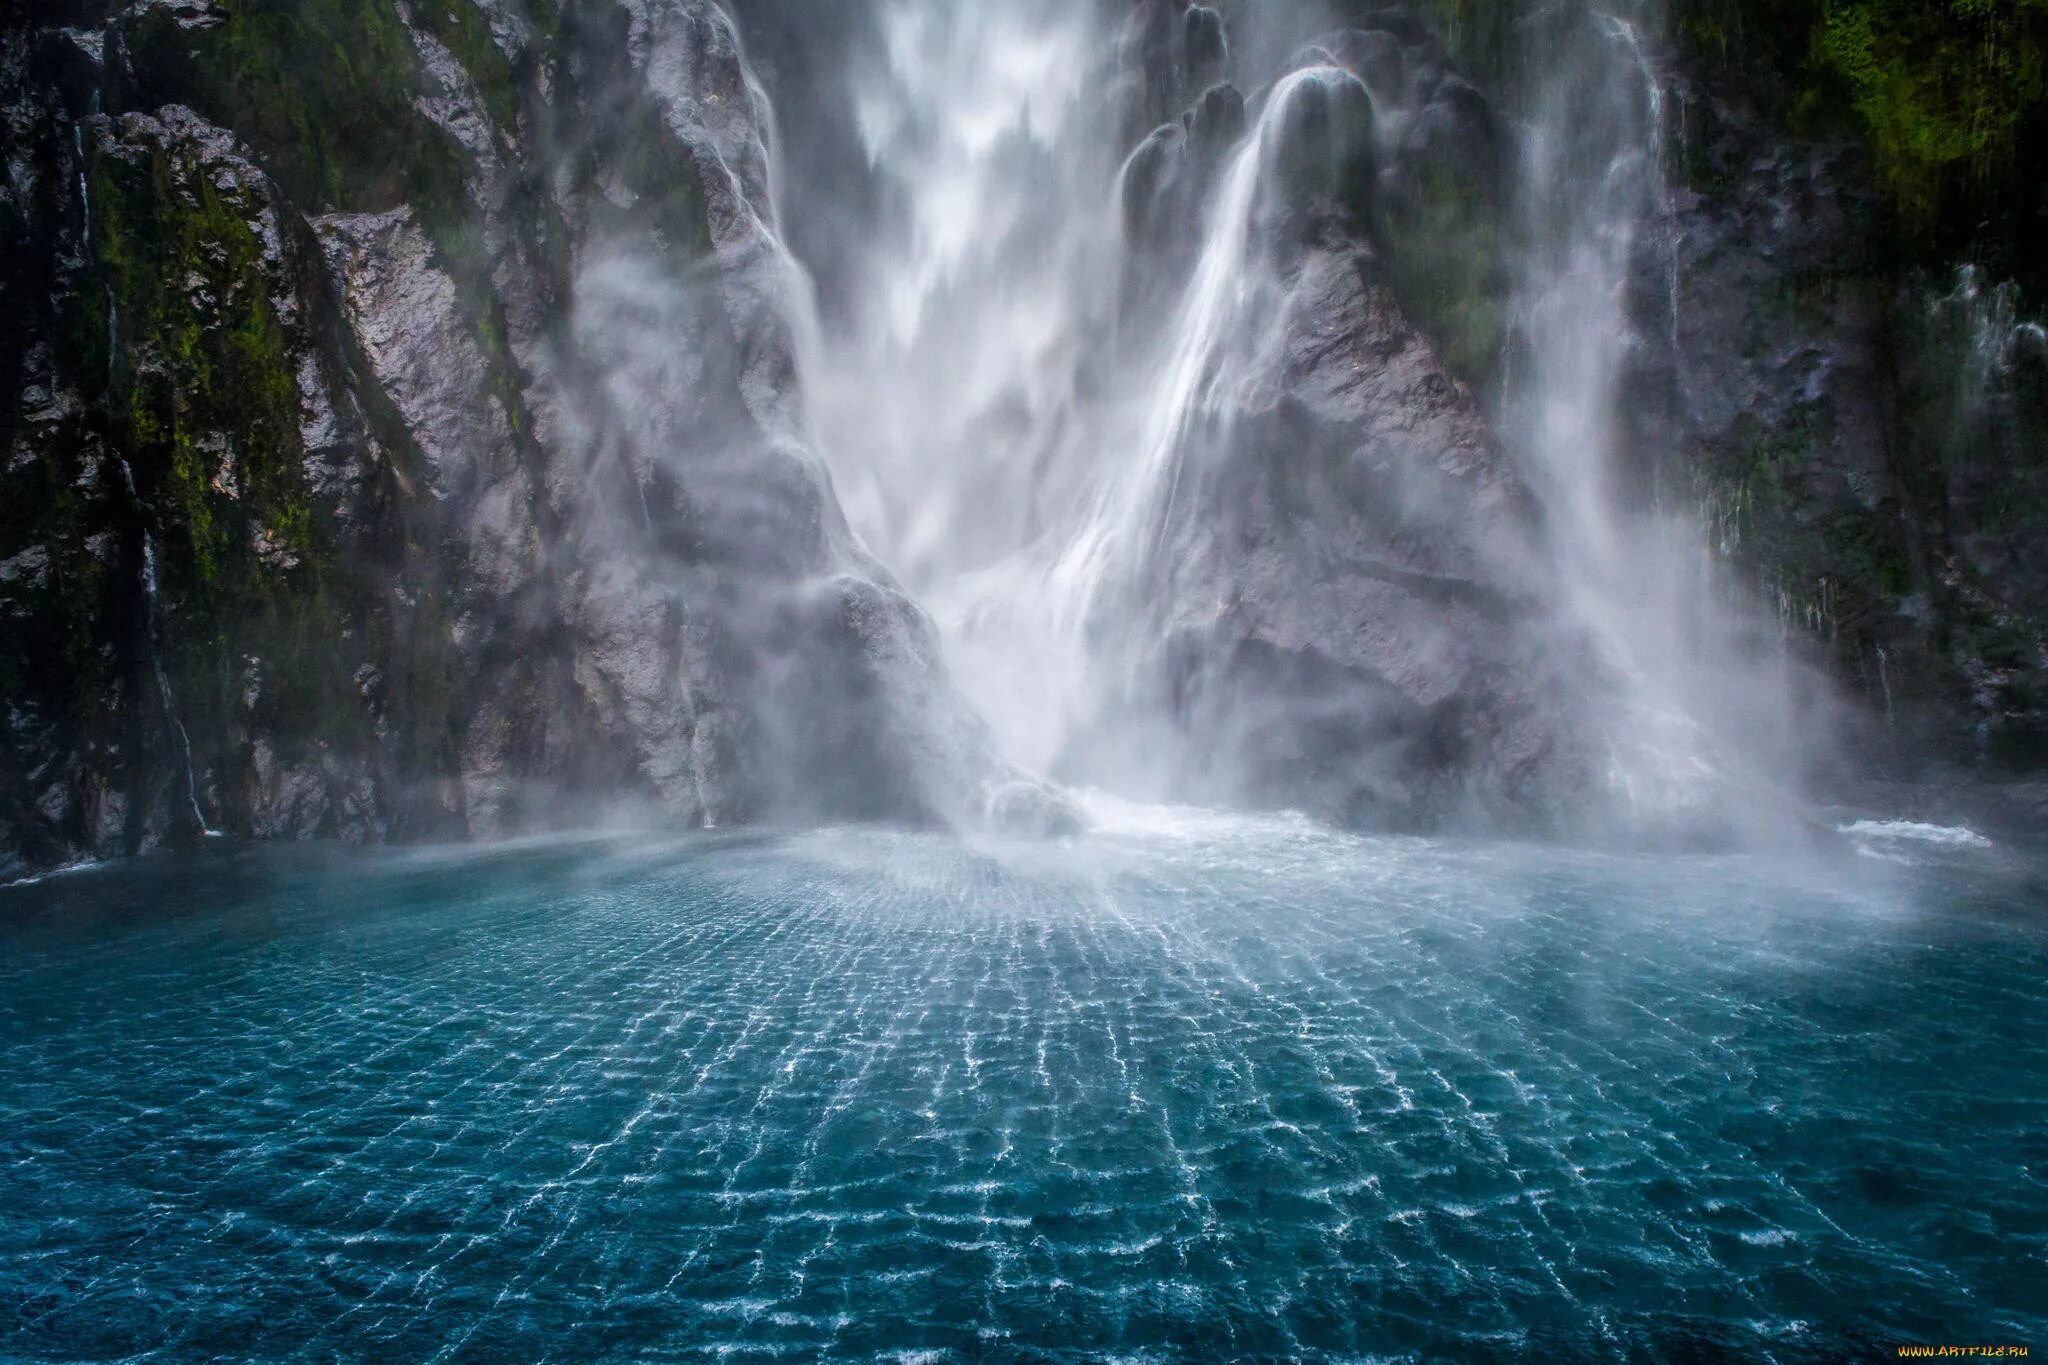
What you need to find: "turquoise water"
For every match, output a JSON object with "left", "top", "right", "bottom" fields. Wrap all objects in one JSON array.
[{"left": 2, "top": 807, "right": 2044, "bottom": 1361}]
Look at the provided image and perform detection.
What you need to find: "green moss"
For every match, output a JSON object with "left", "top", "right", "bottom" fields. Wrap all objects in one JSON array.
[
  {"left": 1727, "top": 417, "right": 1817, "bottom": 554},
  {"left": 1818, "top": 1, "right": 2045, "bottom": 228},
  {"left": 120, "top": 0, "right": 468, "bottom": 217},
  {"left": 1425, "top": 0, "right": 1519, "bottom": 82},
  {"left": 1375, "top": 165, "right": 1509, "bottom": 386},
  {"left": 414, "top": 0, "right": 518, "bottom": 131},
  {"left": 612, "top": 96, "right": 717, "bottom": 258},
  {"left": 1673, "top": 0, "right": 2048, "bottom": 293},
  {"left": 81, "top": 128, "right": 389, "bottom": 774},
  {"left": 1826, "top": 509, "right": 1917, "bottom": 596},
  {"left": 115, "top": 0, "right": 566, "bottom": 491},
  {"left": 1713, "top": 412, "right": 1918, "bottom": 657}
]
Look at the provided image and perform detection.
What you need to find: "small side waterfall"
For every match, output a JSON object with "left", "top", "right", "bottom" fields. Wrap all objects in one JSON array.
[
  {"left": 73, "top": 125, "right": 91, "bottom": 253},
  {"left": 139, "top": 528, "right": 217, "bottom": 839},
  {"left": 103, "top": 273, "right": 214, "bottom": 837},
  {"left": 1605, "top": 14, "right": 1681, "bottom": 355},
  {"left": 1502, "top": 1, "right": 1814, "bottom": 828},
  {"left": 1027, "top": 66, "right": 1371, "bottom": 765},
  {"left": 114, "top": 449, "right": 216, "bottom": 839},
  {"left": 1939, "top": 264, "right": 2048, "bottom": 402}
]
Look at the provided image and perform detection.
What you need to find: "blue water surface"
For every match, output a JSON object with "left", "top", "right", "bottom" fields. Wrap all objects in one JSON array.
[{"left": 2, "top": 806, "right": 2044, "bottom": 1361}]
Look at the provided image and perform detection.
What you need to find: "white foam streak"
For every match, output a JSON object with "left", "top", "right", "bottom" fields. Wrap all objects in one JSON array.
[{"left": 1840, "top": 820, "right": 1993, "bottom": 851}]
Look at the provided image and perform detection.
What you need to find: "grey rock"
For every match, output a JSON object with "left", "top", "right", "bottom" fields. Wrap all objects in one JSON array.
[
  {"left": 0, "top": 0, "right": 1022, "bottom": 877},
  {"left": 1639, "top": 65, "right": 2048, "bottom": 769},
  {"left": 1130, "top": 216, "right": 1595, "bottom": 831}
]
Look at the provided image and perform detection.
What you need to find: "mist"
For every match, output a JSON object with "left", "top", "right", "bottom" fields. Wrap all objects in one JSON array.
[
  {"left": 6, "top": 0, "right": 2031, "bottom": 871},
  {"left": 714, "top": 0, "right": 1841, "bottom": 847}
]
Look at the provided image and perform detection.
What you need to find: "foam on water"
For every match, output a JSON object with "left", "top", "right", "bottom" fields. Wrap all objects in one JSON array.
[
  {"left": 1840, "top": 820, "right": 1995, "bottom": 850},
  {"left": 0, "top": 858, "right": 108, "bottom": 891}
]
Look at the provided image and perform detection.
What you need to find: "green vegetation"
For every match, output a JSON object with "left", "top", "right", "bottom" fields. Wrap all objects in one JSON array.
[
  {"left": 85, "top": 130, "right": 359, "bottom": 748},
  {"left": 120, "top": 0, "right": 569, "bottom": 495},
  {"left": 120, "top": 0, "right": 466, "bottom": 216},
  {"left": 1426, "top": 0, "right": 1522, "bottom": 80},
  {"left": 414, "top": 0, "right": 519, "bottom": 131},
  {"left": 90, "top": 141, "right": 304, "bottom": 584},
  {"left": 601, "top": 94, "right": 718, "bottom": 259},
  {"left": 1713, "top": 412, "right": 1916, "bottom": 658},
  {"left": 115, "top": 0, "right": 526, "bottom": 363},
  {"left": 1375, "top": 166, "right": 1508, "bottom": 386},
  {"left": 1674, "top": 0, "right": 2048, "bottom": 291},
  {"left": 1816, "top": 0, "right": 2044, "bottom": 231}
]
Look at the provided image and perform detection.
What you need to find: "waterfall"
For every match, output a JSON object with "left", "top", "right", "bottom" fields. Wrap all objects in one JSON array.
[
  {"left": 792, "top": 0, "right": 1379, "bottom": 781},
  {"left": 1050, "top": 66, "right": 1364, "bottom": 618},
  {"left": 1605, "top": 14, "right": 1681, "bottom": 355},
  {"left": 74, "top": 124, "right": 90, "bottom": 253},
  {"left": 1939, "top": 264, "right": 2048, "bottom": 400},
  {"left": 765, "top": 0, "right": 1822, "bottom": 834},
  {"left": 140, "top": 529, "right": 217, "bottom": 839},
  {"left": 1878, "top": 646, "right": 1895, "bottom": 729},
  {"left": 1028, "top": 65, "right": 1371, "bottom": 764},
  {"left": 795, "top": 0, "right": 1122, "bottom": 774},
  {"left": 804, "top": 0, "right": 1115, "bottom": 592}
]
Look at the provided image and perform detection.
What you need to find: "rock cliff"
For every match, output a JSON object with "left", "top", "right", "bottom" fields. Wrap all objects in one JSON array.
[{"left": 0, "top": 0, "right": 1036, "bottom": 879}]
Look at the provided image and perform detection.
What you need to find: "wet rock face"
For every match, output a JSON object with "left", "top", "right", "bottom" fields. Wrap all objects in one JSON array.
[
  {"left": 1147, "top": 225, "right": 1595, "bottom": 833},
  {"left": 0, "top": 0, "right": 1016, "bottom": 875},
  {"left": 1638, "top": 66, "right": 2048, "bottom": 769},
  {"left": 7, "top": 1, "right": 2041, "bottom": 875}
]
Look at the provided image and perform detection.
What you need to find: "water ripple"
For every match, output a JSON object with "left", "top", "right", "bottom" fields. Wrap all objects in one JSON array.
[{"left": 0, "top": 819, "right": 2042, "bottom": 1360}]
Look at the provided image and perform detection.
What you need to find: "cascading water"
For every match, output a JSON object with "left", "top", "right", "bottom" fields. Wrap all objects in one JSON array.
[
  {"left": 811, "top": 0, "right": 1112, "bottom": 584},
  {"left": 1500, "top": 0, "right": 1820, "bottom": 830},
  {"left": 73, "top": 126, "right": 90, "bottom": 253},
  {"left": 768, "top": 0, "right": 1828, "bottom": 835},
  {"left": 6, "top": 6, "right": 2041, "bottom": 1354},
  {"left": 1030, "top": 64, "right": 1373, "bottom": 774},
  {"left": 1938, "top": 264, "right": 2048, "bottom": 409},
  {"left": 795, "top": 0, "right": 1125, "bottom": 775},
  {"left": 790, "top": 1, "right": 1387, "bottom": 788},
  {"left": 93, "top": 192, "right": 215, "bottom": 841}
]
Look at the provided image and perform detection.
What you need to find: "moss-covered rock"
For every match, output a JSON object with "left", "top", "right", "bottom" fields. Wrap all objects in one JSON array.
[
  {"left": 1640, "top": 50, "right": 2048, "bottom": 765},
  {"left": 1375, "top": 161, "right": 1508, "bottom": 386},
  {"left": 117, "top": 0, "right": 467, "bottom": 217},
  {"left": 2, "top": 0, "right": 835, "bottom": 876},
  {"left": 1673, "top": 0, "right": 2048, "bottom": 298},
  {"left": 76, "top": 109, "right": 468, "bottom": 842}
]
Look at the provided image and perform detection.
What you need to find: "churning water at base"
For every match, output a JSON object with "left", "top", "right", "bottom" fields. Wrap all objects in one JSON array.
[{"left": 3, "top": 820, "right": 2044, "bottom": 1360}]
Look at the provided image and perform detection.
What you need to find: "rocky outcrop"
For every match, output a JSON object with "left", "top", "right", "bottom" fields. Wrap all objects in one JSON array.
[
  {"left": 0, "top": 0, "right": 1033, "bottom": 879},
  {"left": 1085, "top": 14, "right": 1601, "bottom": 834},
  {"left": 1145, "top": 221, "right": 1596, "bottom": 832},
  {"left": 7, "top": 0, "right": 2040, "bottom": 876}
]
